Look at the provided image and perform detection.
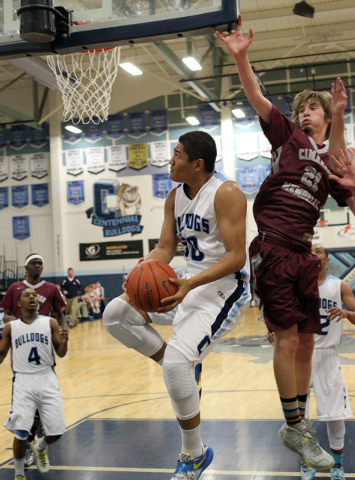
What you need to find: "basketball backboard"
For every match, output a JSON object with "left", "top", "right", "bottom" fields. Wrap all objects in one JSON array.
[{"left": 0, "top": 0, "right": 239, "bottom": 59}]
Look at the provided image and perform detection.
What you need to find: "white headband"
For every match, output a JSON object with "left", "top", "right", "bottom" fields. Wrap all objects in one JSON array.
[{"left": 25, "top": 255, "right": 44, "bottom": 266}]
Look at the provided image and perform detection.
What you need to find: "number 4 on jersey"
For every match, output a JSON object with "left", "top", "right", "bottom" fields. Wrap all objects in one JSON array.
[{"left": 28, "top": 346, "right": 41, "bottom": 365}]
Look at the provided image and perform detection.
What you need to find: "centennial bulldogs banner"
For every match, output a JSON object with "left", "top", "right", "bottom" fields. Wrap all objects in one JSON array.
[{"left": 79, "top": 240, "right": 143, "bottom": 261}]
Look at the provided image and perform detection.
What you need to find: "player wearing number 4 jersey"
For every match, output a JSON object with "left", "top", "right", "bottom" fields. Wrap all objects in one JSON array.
[
  {"left": 213, "top": 14, "right": 355, "bottom": 470},
  {"left": 0, "top": 288, "right": 68, "bottom": 480},
  {"left": 103, "top": 130, "right": 250, "bottom": 479}
]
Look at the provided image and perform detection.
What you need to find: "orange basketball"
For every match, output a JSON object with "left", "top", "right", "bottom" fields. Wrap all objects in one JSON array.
[{"left": 126, "top": 260, "right": 178, "bottom": 312}]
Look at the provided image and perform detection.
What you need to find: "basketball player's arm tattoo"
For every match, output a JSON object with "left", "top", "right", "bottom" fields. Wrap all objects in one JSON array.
[
  {"left": 146, "top": 188, "right": 179, "bottom": 264},
  {"left": 0, "top": 323, "right": 11, "bottom": 363},
  {"left": 3, "top": 310, "right": 16, "bottom": 324},
  {"left": 50, "top": 318, "right": 68, "bottom": 357},
  {"left": 327, "top": 281, "right": 355, "bottom": 324}
]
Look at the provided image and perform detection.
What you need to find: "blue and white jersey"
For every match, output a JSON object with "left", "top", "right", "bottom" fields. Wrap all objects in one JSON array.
[
  {"left": 10, "top": 315, "right": 56, "bottom": 374},
  {"left": 174, "top": 171, "right": 250, "bottom": 280},
  {"left": 315, "top": 275, "right": 343, "bottom": 348}
]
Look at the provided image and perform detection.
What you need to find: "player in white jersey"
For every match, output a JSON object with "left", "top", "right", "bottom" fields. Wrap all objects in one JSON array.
[
  {"left": 0, "top": 288, "right": 68, "bottom": 480},
  {"left": 300, "top": 244, "right": 355, "bottom": 480},
  {"left": 103, "top": 130, "right": 250, "bottom": 479}
]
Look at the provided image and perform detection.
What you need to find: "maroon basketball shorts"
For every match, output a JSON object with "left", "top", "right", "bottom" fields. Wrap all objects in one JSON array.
[{"left": 249, "top": 235, "right": 321, "bottom": 333}]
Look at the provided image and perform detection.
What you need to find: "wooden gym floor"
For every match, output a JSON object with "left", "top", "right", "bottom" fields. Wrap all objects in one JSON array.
[{"left": 1, "top": 305, "right": 355, "bottom": 479}]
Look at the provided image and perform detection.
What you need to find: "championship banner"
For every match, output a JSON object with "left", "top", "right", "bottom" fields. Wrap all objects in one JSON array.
[
  {"left": 212, "top": 136, "right": 223, "bottom": 162},
  {"left": 8, "top": 124, "right": 28, "bottom": 150},
  {"left": 261, "top": 164, "right": 272, "bottom": 182},
  {"left": 153, "top": 173, "right": 172, "bottom": 199},
  {"left": 79, "top": 240, "right": 144, "bottom": 261},
  {"left": 84, "top": 122, "right": 103, "bottom": 143},
  {"left": 67, "top": 180, "right": 85, "bottom": 205},
  {"left": 198, "top": 104, "right": 219, "bottom": 130},
  {"left": 0, "top": 186, "right": 9, "bottom": 210},
  {"left": 0, "top": 156, "right": 8, "bottom": 182},
  {"left": 106, "top": 145, "right": 127, "bottom": 172},
  {"left": 64, "top": 122, "right": 82, "bottom": 145},
  {"left": 13, "top": 215, "right": 30, "bottom": 241},
  {"left": 258, "top": 132, "right": 272, "bottom": 159},
  {"left": 30, "top": 152, "right": 49, "bottom": 179},
  {"left": 236, "top": 133, "right": 259, "bottom": 161},
  {"left": 238, "top": 166, "right": 260, "bottom": 194},
  {"left": 106, "top": 113, "right": 125, "bottom": 140},
  {"left": 149, "top": 238, "right": 185, "bottom": 257},
  {"left": 150, "top": 140, "right": 169, "bottom": 167},
  {"left": 149, "top": 109, "right": 168, "bottom": 134},
  {"left": 65, "top": 149, "right": 84, "bottom": 176},
  {"left": 128, "top": 111, "right": 146, "bottom": 138},
  {"left": 0, "top": 129, "right": 7, "bottom": 149},
  {"left": 29, "top": 122, "right": 49, "bottom": 148},
  {"left": 10, "top": 154, "right": 28, "bottom": 181},
  {"left": 32, "top": 183, "right": 49, "bottom": 207},
  {"left": 85, "top": 147, "right": 105, "bottom": 174},
  {"left": 12, "top": 185, "right": 29, "bottom": 208},
  {"left": 128, "top": 143, "right": 148, "bottom": 170}
]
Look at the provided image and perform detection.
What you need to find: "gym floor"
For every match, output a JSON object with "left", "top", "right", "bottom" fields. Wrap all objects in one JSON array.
[{"left": 1, "top": 307, "right": 355, "bottom": 479}]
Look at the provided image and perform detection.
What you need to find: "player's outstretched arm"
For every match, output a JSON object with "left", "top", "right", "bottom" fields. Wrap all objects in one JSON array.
[
  {"left": 327, "top": 281, "right": 355, "bottom": 324},
  {"left": 0, "top": 323, "right": 12, "bottom": 363},
  {"left": 329, "top": 147, "right": 355, "bottom": 214},
  {"left": 50, "top": 318, "right": 68, "bottom": 357},
  {"left": 328, "top": 77, "right": 347, "bottom": 174},
  {"left": 212, "top": 14, "right": 272, "bottom": 123}
]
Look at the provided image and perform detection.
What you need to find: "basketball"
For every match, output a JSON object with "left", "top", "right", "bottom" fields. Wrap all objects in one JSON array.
[{"left": 126, "top": 260, "right": 178, "bottom": 312}]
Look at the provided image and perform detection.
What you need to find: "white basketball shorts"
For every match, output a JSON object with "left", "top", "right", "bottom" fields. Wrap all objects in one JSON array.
[
  {"left": 308, "top": 347, "right": 353, "bottom": 421},
  {"left": 4, "top": 370, "right": 65, "bottom": 436},
  {"left": 149, "top": 273, "right": 250, "bottom": 364}
]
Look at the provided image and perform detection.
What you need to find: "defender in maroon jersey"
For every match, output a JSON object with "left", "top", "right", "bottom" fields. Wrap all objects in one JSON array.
[{"left": 214, "top": 15, "right": 355, "bottom": 470}]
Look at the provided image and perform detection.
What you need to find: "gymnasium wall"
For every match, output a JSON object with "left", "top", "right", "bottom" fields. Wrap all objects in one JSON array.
[{"left": 0, "top": 65, "right": 355, "bottom": 302}]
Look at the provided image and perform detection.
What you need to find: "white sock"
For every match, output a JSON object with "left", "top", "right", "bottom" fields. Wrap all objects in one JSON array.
[
  {"left": 36, "top": 436, "right": 48, "bottom": 451},
  {"left": 14, "top": 456, "right": 25, "bottom": 476},
  {"left": 180, "top": 425, "right": 203, "bottom": 459}
]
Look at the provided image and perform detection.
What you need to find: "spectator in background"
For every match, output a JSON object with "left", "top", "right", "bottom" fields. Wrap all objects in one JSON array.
[
  {"left": 76, "top": 291, "right": 89, "bottom": 322},
  {"left": 84, "top": 285, "right": 101, "bottom": 319},
  {"left": 61, "top": 268, "right": 82, "bottom": 328},
  {"left": 93, "top": 281, "right": 105, "bottom": 315}
]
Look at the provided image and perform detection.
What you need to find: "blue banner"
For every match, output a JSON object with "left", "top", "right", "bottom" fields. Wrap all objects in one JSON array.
[
  {"left": 261, "top": 164, "right": 272, "bottom": 182},
  {"left": 238, "top": 166, "right": 260, "bottom": 194},
  {"left": 32, "top": 183, "right": 49, "bottom": 207},
  {"left": 12, "top": 185, "right": 29, "bottom": 208},
  {"left": 0, "top": 129, "right": 7, "bottom": 149},
  {"left": 106, "top": 113, "right": 125, "bottom": 140},
  {"left": 13, "top": 215, "right": 30, "bottom": 241},
  {"left": 84, "top": 121, "right": 103, "bottom": 143},
  {"left": 149, "top": 109, "right": 168, "bottom": 133},
  {"left": 64, "top": 122, "right": 82, "bottom": 145},
  {"left": 9, "top": 124, "right": 28, "bottom": 149},
  {"left": 128, "top": 111, "right": 146, "bottom": 137},
  {"left": 0, "top": 186, "right": 8, "bottom": 210},
  {"left": 198, "top": 104, "right": 219, "bottom": 129},
  {"left": 67, "top": 180, "right": 85, "bottom": 205},
  {"left": 29, "top": 122, "right": 49, "bottom": 148},
  {"left": 153, "top": 173, "right": 172, "bottom": 199}
]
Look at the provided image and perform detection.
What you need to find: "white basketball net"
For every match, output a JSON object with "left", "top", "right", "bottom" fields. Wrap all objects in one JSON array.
[{"left": 47, "top": 47, "right": 121, "bottom": 125}]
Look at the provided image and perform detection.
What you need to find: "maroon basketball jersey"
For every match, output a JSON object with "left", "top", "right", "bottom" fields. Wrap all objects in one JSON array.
[
  {"left": 0, "top": 279, "right": 65, "bottom": 318},
  {"left": 254, "top": 105, "right": 352, "bottom": 247}
]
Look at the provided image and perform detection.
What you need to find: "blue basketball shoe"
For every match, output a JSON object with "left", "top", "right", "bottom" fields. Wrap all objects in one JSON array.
[{"left": 171, "top": 445, "right": 214, "bottom": 479}]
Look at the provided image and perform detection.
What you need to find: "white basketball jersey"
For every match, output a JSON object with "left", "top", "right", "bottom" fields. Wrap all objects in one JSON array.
[
  {"left": 174, "top": 172, "right": 250, "bottom": 280},
  {"left": 10, "top": 316, "right": 56, "bottom": 374},
  {"left": 315, "top": 275, "right": 343, "bottom": 348}
]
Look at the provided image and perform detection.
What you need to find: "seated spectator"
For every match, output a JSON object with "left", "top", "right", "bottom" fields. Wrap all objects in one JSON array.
[
  {"left": 93, "top": 281, "right": 105, "bottom": 315},
  {"left": 84, "top": 285, "right": 101, "bottom": 319},
  {"left": 76, "top": 293, "right": 89, "bottom": 322}
]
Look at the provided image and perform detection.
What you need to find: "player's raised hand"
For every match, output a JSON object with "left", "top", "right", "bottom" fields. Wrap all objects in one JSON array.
[
  {"left": 212, "top": 14, "right": 254, "bottom": 58},
  {"left": 331, "top": 77, "right": 347, "bottom": 115},
  {"left": 158, "top": 277, "right": 192, "bottom": 313},
  {"left": 329, "top": 148, "right": 355, "bottom": 188}
]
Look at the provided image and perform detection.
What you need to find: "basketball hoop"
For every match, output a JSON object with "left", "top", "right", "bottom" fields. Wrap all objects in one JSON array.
[
  {"left": 317, "top": 219, "right": 328, "bottom": 228},
  {"left": 46, "top": 46, "right": 121, "bottom": 125}
]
